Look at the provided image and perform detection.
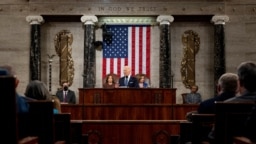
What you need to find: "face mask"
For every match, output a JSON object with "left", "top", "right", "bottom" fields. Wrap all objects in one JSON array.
[{"left": 63, "top": 86, "right": 68, "bottom": 91}]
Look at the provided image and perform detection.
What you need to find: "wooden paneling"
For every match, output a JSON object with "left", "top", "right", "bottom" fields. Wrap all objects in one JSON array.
[
  {"left": 172, "top": 104, "right": 199, "bottom": 120},
  {"left": 79, "top": 88, "right": 176, "bottom": 104},
  {"left": 61, "top": 104, "right": 83, "bottom": 119},
  {"left": 64, "top": 88, "right": 199, "bottom": 144},
  {"left": 83, "top": 104, "right": 173, "bottom": 120},
  {"left": 61, "top": 104, "right": 199, "bottom": 120},
  {"left": 79, "top": 120, "right": 186, "bottom": 144},
  {"left": 18, "top": 136, "right": 39, "bottom": 144}
]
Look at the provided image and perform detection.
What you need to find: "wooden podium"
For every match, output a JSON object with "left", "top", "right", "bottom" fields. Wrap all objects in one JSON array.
[
  {"left": 61, "top": 88, "right": 199, "bottom": 144},
  {"left": 76, "top": 88, "right": 177, "bottom": 120},
  {"left": 78, "top": 88, "right": 176, "bottom": 104}
]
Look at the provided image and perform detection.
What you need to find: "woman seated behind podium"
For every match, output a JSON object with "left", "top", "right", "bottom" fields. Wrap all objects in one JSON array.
[
  {"left": 138, "top": 75, "right": 149, "bottom": 88},
  {"left": 24, "top": 80, "right": 60, "bottom": 114},
  {"left": 103, "top": 74, "right": 118, "bottom": 88}
]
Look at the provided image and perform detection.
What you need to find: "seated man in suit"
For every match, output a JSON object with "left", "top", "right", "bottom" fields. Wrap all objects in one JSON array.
[
  {"left": 224, "top": 61, "right": 256, "bottom": 142},
  {"left": 56, "top": 82, "right": 76, "bottom": 104},
  {"left": 118, "top": 65, "right": 139, "bottom": 88},
  {"left": 198, "top": 72, "right": 239, "bottom": 114}
]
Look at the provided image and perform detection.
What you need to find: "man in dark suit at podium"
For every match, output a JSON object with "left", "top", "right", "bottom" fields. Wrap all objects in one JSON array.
[
  {"left": 118, "top": 65, "right": 139, "bottom": 88},
  {"left": 56, "top": 82, "right": 76, "bottom": 104}
]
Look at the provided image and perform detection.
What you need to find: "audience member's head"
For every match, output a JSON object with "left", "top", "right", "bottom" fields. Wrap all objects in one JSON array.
[
  {"left": 237, "top": 61, "right": 256, "bottom": 93},
  {"left": 24, "top": 80, "right": 51, "bottom": 100},
  {"left": 51, "top": 96, "right": 61, "bottom": 113},
  {"left": 217, "top": 73, "right": 239, "bottom": 95},
  {"left": 0, "top": 65, "right": 19, "bottom": 88}
]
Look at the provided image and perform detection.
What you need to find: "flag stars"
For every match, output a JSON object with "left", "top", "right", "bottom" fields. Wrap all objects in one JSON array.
[{"left": 103, "top": 26, "right": 129, "bottom": 58}]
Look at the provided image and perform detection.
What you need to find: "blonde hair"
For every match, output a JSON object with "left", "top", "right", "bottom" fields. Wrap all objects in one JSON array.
[{"left": 51, "top": 96, "right": 61, "bottom": 113}]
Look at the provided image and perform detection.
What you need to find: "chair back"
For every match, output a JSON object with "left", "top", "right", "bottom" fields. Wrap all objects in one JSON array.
[
  {"left": 0, "top": 76, "right": 17, "bottom": 143},
  {"left": 181, "top": 93, "right": 188, "bottom": 104},
  {"left": 27, "top": 101, "right": 55, "bottom": 144},
  {"left": 191, "top": 113, "right": 215, "bottom": 144},
  {"left": 54, "top": 113, "right": 71, "bottom": 143},
  {"left": 215, "top": 102, "right": 255, "bottom": 144}
]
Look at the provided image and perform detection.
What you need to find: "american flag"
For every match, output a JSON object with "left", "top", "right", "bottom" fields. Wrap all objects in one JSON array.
[{"left": 102, "top": 25, "right": 151, "bottom": 78}]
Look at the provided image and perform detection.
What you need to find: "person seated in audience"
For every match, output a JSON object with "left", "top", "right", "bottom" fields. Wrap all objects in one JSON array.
[
  {"left": 56, "top": 82, "right": 76, "bottom": 104},
  {"left": 0, "top": 65, "right": 32, "bottom": 113},
  {"left": 138, "top": 75, "right": 149, "bottom": 88},
  {"left": 24, "top": 80, "right": 61, "bottom": 114},
  {"left": 24, "top": 80, "right": 51, "bottom": 101},
  {"left": 190, "top": 73, "right": 239, "bottom": 144},
  {"left": 103, "top": 74, "right": 118, "bottom": 88},
  {"left": 185, "top": 85, "right": 202, "bottom": 104},
  {"left": 225, "top": 61, "right": 256, "bottom": 102},
  {"left": 118, "top": 65, "right": 139, "bottom": 88},
  {"left": 198, "top": 73, "right": 239, "bottom": 114},
  {"left": 224, "top": 61, "right": 256, "bottom": 143},
  {"left": 51, "top": 96, "right": 61, "bottom": 114}
]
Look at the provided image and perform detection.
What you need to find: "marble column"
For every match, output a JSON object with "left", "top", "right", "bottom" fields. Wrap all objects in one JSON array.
[
  {"left": 26, "top": 15, "right": 44, "bottom": 81},
  {"left": 211, "top": 15, "right": 229, "bottom": 94},
  {"left": 157, "top": 15, "right": 174, "bottom": 88},
  {"left": 81, "top": 15, "right": 98, "bottom": 88}
]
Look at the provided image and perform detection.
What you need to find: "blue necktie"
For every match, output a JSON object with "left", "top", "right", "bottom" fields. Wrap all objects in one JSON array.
[{"left": 125, "top": 77, "right": 128, "bottom": 86}]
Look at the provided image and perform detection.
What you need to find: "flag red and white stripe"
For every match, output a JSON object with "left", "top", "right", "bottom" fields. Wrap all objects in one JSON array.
[{"left": 102, "top": 25, "right": 151, "bottom": 78}]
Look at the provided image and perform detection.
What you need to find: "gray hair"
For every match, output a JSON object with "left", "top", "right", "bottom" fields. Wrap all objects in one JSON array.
[
  {"left": 218, "top": 73, "right": 238, "bottom": 93},
  {"left": 24, "top": 80, "right": 51, "bottom": 100}
]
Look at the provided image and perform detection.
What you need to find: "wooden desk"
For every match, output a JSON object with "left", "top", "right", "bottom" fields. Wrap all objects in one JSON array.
[
  {"left": 79, "top": 88, "right": 176, "bottom": 104},
  {"left": 83, "top": 104, "right": 173, "bottom": 120},
  {"left": 172, "top": 104, "right": 199, "bottom": 120},
  {"left": 61, "top": 104, "right": 84, "bottom": 120},
  {"left": 63, "top": 88, "right": 198, "bottom": 144},
  {"left": 61, "top": 104, "right": 199, "bottom": 120},
  {"left": 72, "top": 120, "right": 186, "bottom": 144}
]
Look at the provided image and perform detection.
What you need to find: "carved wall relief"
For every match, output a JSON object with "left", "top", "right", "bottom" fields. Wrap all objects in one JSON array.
[
  {"left": 54, "top": 30, "right": 75, "bottom": 86},
  {"left": 180, "top": 30, "right": 200, "bottom": 88}
]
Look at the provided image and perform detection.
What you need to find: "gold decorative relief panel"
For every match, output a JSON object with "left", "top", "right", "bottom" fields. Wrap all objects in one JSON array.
[
  {"left": 180, "top": 30, "right": 200, "bottom": 88},
  {"left": 54, "top": 30, "right": 75, "bottom": 86}
]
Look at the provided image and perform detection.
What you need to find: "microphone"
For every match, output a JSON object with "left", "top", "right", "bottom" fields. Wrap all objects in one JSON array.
[{"left": 125, "top": 76, "right": 128, "bottom": 78}]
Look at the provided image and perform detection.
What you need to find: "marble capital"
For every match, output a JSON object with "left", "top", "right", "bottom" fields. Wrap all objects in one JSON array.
[
  {"left": 157, "top": 15, "right": 174, "bottom": 25},
  {"left": 81, "top": 15, "right": 98, "bottom": 25},
  {"left": 26, "top": 15, "right": 44, "bottom": 25},
  {"left": 211, "top": 15, "right": 229, "bottom": 25}
]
